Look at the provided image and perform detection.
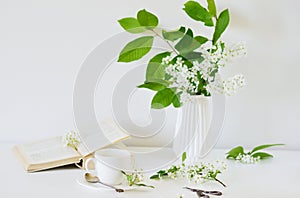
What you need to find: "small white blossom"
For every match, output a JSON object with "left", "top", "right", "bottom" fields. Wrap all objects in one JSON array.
[
  {"left": 236, "top": 153, "right": 260, "bottom": 164},
  {"left": 223, "top": 74, "right": 246, "bottom": 96},
  {"left": 226, "top": 42, "right": 247, "bottom": 60},
  {"left": 162, "top": 55, "right": 172, "bottom": 65},
  {"left": 62, "top": 131, "right": 80, "bottom": 151},
  {"left": 176, "top": 57, "right": 184, "bottom": 65},
  {"left": 122, "top": 169, "right": 154, "bottom": 188},
  {"left": 129, "top": 169, "right": 145, "bottom": 183}
]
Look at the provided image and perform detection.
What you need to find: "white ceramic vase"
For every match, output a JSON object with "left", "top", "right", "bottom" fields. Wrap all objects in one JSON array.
[{"left": 173, "top": 95, "right": 212, "bottom": 162}]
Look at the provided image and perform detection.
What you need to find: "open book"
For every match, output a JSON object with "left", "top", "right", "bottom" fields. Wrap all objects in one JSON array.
[{"left": 13, "top": 121, "right": 130, "bottom": 172}]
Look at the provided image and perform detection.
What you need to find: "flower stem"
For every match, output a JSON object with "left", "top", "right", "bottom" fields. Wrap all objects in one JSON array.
[
  {"left": 151, "top": 29, "right": 179, "bottom": 55},
  {"left": 214, "top": 178, "right": 226, "bottom": 187}
]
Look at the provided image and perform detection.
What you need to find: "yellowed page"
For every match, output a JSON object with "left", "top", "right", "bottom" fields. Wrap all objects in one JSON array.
[{"left": 13, "top": 136, "right": 81, "bottom": 171}]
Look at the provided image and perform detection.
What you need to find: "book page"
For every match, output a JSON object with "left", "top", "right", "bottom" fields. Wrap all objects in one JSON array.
[
  {"left": 16, "top": 137, "right": 81, "bottom": 164},
  {"left": 101, "top": 120, "right": 130, "bottom": 143},
  {"left": 78, "top": 120, "right": 130, "bottom": 156}
]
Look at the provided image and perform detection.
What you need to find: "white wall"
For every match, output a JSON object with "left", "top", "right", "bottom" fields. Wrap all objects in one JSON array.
[{"left": 1, "top": 0, "right": 300, "bottom": 150}]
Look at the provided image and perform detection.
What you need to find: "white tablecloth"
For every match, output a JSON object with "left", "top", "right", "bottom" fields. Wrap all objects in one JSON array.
[{"left": 1, "top": 143, "right": 299, "bottom": 198}]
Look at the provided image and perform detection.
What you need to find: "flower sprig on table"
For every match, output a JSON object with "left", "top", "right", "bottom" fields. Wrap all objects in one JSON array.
[
  {"left": 117, "top": 0, "right": 247, "bottom": 109},
  {"left": 226, "top": 144, "right": 284, "bottom": 164},
  {"left": 150, "top": 152, "right": 227, "bottom": 187},
  {"left": 121, "top": 170, "right": 155, "bottom": 189},
  {"left": 62, "top": 131, "right": 81, "bottom": 151}
]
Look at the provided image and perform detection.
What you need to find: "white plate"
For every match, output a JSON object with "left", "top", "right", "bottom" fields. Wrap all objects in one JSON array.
[{"left": 76, "top": 175, "right": 137, "bottom": 191}]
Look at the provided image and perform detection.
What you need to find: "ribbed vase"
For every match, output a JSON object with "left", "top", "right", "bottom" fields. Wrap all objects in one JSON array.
[{"left": 173, "top": 95, "right": 211, "bottom": 163}]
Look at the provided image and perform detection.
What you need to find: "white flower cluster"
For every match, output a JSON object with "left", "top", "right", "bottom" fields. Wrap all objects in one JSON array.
[
  {"left": 197, "top": 42, "right": 246, "bottom": 81},
  {"left": 192, "top": 161, "right": 226, "bottom": 184},
  {"left": 123, "top": 169, "right": 154, "bottom": 188},
  {"left": 236, "top": 153, "right": 260, "bottom": 164},
  {"left": 62, "top": 131, "right": 80, "bottom": 151},
  {"left": 179, "top": 161, "right": 227, "bottom": 184},
  {"left": 226, "top": 42, "right": 247, "bottom": 60},
  {"left": 162, "top": 41, "right": 246, "bottom": 102},
  {"left": 208, "top": 74, "right": 246, "bottom": 96},
  {"left": 131, "top": 169, "right": 145, "bottom": 183},
  {"left": 223, "top": 74, "right": 246, "bottom": 96},
  {"left": 164, "top": 56, "right": 200, "bottom": 103}
]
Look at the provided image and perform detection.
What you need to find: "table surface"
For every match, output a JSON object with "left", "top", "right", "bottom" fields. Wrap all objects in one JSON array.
[{"left": 1, "top": 143, "right": 300, "bottom": 198}]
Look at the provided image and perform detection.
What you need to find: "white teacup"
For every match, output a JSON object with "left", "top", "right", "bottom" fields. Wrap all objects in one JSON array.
[{"left": 85, "top": 148, "right": 131, "bottom": 185}]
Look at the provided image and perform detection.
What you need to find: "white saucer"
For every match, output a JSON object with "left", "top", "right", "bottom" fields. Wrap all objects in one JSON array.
[{"left": 76, "top": 175, "right": 137, "bottom": 191}]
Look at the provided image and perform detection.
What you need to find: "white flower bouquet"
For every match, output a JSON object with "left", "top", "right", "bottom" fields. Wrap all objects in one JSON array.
[{"left": 117, "top": 0, "right": 246, "bottom": 108}]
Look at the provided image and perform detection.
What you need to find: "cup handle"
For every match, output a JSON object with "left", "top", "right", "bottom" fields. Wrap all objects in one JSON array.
[{"left": 84, "top": 157, "right": 95, "bottom": 172}]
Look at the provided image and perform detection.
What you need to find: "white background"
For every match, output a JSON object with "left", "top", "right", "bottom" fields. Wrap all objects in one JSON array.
[{"left": 1, "top": 0, "right": 300, "bottom": 150}]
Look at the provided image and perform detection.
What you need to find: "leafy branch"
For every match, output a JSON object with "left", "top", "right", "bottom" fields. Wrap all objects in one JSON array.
[
  {"left": 226, "top": 144, "right": 285, "bottom": 163},
  {"left": 62, "top": 131, "right": 81, "bottom": 152},
  {"left": 150, "top": 152, "right": 227, "bottom": 187},
  {"left": 117, "top": 0, "right": 232, "bottom": 109},
  {"left": 121, "top": 170, "right": 154, "bottom": 189}
]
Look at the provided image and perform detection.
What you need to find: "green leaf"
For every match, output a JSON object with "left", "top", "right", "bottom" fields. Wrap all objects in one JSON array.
[
  {"left": 212, "top": 9, "right": 230, "bottom": 45},
  {"left": 226, "top": 146, "right": 244, "bottom": 158},
  {"left": 187, "top": 38, "right": 203, "bottom": 52},
  {"left": 175, "top": 30, "right": 207, "bottom": 54},
  {"left": 134, "top": 183, "right": 155, "bottom": 188},
  {"left": 175, "top": 28, "right": 193, "bottom": 53},
  {"left": 118, "top": 17, "right": 146, "bottom": 34},
  {"left": 118, "top": 36, "right": 154, "bottom": 62},
  {"left": 251, "top": 152, "right": 273, "bottom": 159},
  {"left": 137, "top": 82, "right": 166, "bottom": 91},
  {"left": 196, "top": 72, "right": 210, "bottom": 96},
  {"left": 151, "top": 88, "right": 175, "bottom": 109},
  {"left": 168, "top": 165, "right": 179, "bottom": 173},
  {"left": 157, "top": 170, "right": 167, "bottom": 174},
  {"left": 146, "top": 52, "right": 171, "bottom": 82},
  {"left": 150, "top": 174, "right": 160, "bottom": 180},
  {"left": 183, "top": 1, "right": 213, "bottom": 26},
  {"left": 170, "top": 55, "right": 193, "bottom": 68},
  {"left": 194, "top": 36, "right": 208, "bottom": 45},
  {"left": 126, "top": 174, "right": 133, "bottom": 182},
  {"left": 175, "top": 29, "right": 202, "bottom": 54},
  {"left": 226, "top": 155, "right": 235, "bottom": 159},
  {"left": 172, "top": 93, "right": 181, "bottom": 108},
  {"left": 162, "top": 27, "right": 186, "bottom": 42},
  {"left": 147, "top": 79, "right": 169, "bottom": 86},
  {"left": 207, "top": 0, "right": 217, "bottom": 17},
  {"left": 210, "top": 68, "right": 218, "bottom": 77},
  {"left": 182, "top": 152, "right": 187, "bottom": 163},
  {"left": 250, "top": 144, "right": 284, "bottom": 154},
  {"left": 211, "top": 169, "right": 221, "bottom": 178},
  {"left": 137, "top": 9, "right": 159, "bottom": 29},
  {"left": 220, "top": 41, "right": 225, "bottom": 52},
  {"left": 182, "top": 51, "right": 204, "bottom": 63},
  {"left": 153, "top": 170, "right": 168, "bottom": 178}
]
